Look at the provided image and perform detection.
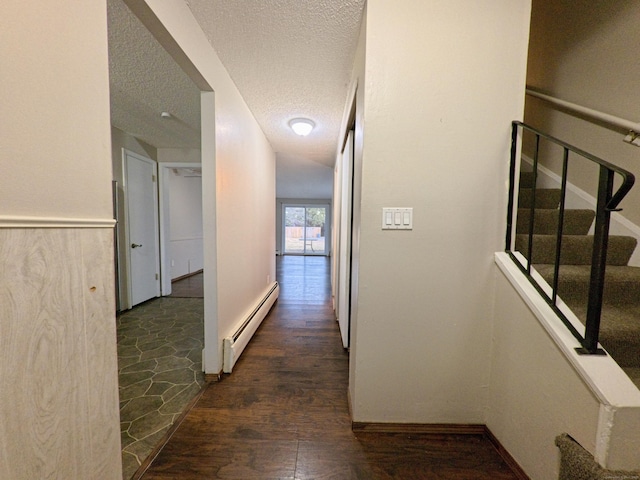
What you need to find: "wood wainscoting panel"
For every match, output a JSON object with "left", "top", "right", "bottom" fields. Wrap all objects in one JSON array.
[
  {"left": 80, "top": 229, "right": 123, "bottom": 478},
  {"left": 0, "top": 228, "right": 121, "bottom": 479}
]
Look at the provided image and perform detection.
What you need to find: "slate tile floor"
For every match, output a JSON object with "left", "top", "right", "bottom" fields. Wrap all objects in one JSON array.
[{"left": 117, "top": 295, "right": 205, "bottom": 479}]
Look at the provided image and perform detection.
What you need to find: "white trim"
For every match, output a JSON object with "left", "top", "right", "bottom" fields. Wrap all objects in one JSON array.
[
  {"left": 158, "top": 161, "right": 202, "bottom": 297},
  {"left": 169, "top": 236, "right": 204, "bottom": 242},
  {"left": 0, "top": 216, "right": 115, "bottom": 228}
]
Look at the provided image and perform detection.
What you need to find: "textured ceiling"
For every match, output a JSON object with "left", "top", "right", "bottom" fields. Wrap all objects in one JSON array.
[
  {"left": 108, "top": 0, "right": 201, "bottom": 149},
  {"left": 186, "top": 0, "right": 365, "bottom": 169},
  {"left": 108, "top": 0, "right": 365, "bottom": 197}
]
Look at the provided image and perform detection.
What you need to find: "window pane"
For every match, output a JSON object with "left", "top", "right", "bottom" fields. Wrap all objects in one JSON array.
[{"left": 284, "top": 207, "right": 305, "bottom": 253}]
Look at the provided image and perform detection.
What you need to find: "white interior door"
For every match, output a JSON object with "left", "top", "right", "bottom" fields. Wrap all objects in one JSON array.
[
  {"left": 337, "top": 131, "right": 354, "bottom": 348},
  {"left": 124, "top": 150, "right": 160, "bottom": 307}
]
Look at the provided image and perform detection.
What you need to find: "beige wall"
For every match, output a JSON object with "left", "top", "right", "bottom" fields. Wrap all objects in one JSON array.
[
  {"left": 349, "top": 0, "right": 532, "bottom": 423},
  {"left": 490, "top": 257, "right": 601, "bottom": 479},
  {"left": 0, "top": 1, "right": 121, "bottom": 478},
  {"left": 1, "top": 2, "right": 113, "bottom": 221},
  {"left": 490, "top": 254, "right": 640, "bottom": 476},
  {"left": 525, "top": 0, "right": 640, "bottom": 226}
]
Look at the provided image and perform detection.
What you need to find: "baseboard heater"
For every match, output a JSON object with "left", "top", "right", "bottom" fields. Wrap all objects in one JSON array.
[{"left": 223, "top": 282, "right": 279, "bottom": 373}]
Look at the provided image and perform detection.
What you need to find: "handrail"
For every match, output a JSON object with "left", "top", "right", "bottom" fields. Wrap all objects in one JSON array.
[
  {"left": 526, "top": 88, "right": 640, "bottom": 133},
  {"left": 512, "top": 122, "right": 635, "bottom": 211},
  {"left": 506, "top": 121, "right": 635, "bottom": 354}
]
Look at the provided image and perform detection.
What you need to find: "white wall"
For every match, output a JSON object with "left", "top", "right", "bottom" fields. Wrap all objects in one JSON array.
[
  {"left": 134, "top": 0, "right": 276, "bottom": 373},
  {"left": 0, "top": 1, "right": 121, "bottom": 478},
  {"left": 349, "top": 0, "right": 532, "bottom": 423},
  {"left": 168, "top": 169, "right": 203, "bottom": 278}
]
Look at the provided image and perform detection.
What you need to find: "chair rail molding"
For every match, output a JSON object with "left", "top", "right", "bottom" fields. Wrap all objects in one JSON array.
[{"left": 0, "top": 215, "right": 116, "bottom": 228}]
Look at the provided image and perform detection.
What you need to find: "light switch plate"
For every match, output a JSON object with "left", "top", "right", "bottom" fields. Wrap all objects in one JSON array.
[{"left": 382, "top": 207, "right": 413, "bottom": 230}]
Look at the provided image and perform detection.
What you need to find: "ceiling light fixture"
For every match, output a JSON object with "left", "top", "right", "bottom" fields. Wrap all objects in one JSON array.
[{"left": 289, "top": 118, "right": 315, "bottom": 136}]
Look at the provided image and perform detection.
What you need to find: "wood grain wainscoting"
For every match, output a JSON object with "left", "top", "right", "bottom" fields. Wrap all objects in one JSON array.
[
  {"left": 0, "top": 219, "right": 122, "bottom": 479},
  {"left": 352, "top": 422, "right": 530, "bottom": 480}
]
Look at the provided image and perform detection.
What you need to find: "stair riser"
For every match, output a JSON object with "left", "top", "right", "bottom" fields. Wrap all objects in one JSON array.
[
  {"left": 518, "top": 188, "right": 561, "bottom": 209},
  {"left": 551, "top": 280, "right": 640, "bottom": 308},
  {"left": 516, "top": 209, "right": 594, "bottom": 235},
  {"left": 516, "top": 235, "right": 637, "bottom": 266},
  {"left": 560, "top": 303, "right": 640, "bottom": 366},
  {"left": 519, "top": 171, "right": 535, "bottom": 189}
]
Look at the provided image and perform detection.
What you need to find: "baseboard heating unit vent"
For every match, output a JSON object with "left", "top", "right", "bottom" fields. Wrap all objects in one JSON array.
[{"left": 223, "top": 282, "right": 279, "bottom": 373}]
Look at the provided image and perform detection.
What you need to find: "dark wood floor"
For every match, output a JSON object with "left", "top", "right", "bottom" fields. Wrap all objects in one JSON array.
[
  {"left": 170, "top": 272, "right": 204, "bottom": 298},
  {"left": 140, "top": 256, "right": 520, "bottom": 479}
]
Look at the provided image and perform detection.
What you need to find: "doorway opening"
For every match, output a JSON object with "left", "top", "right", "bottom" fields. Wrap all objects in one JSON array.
[{"left": 283, "top": 204, "right": 329, "bottom": 255}]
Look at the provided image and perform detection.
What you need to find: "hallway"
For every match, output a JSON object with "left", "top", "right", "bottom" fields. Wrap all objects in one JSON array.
[
  {"left": 139, "top": 256, "right": 520, "bottom": 479},
  {"left": 118, "top": 294, "right": 205, "bottom": 478}
]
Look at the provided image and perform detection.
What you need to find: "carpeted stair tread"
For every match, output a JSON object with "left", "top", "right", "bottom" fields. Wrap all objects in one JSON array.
[
  {"left": 623, "top": 367, "right": 640, "bottom": 386},
  {"left": 518, "top": 188, "right": 562, "bottom": 209},
  {"left": 556, "top": 433, "right": 640, "bottom": 480},
  {"left": 557, "top": 301, "right": 640, "bottom": 369},
  {"left": 517, "top": 165, "right": 640, "bottom": 389},
  {"left": 517, "top": 234, "right": 637, "bottom": 266},
  {"left": 534, "top": 264, "right": 640, "bottom": 307},
  {"left": 516, "top": 208, "right": 595, "bottom": 235}
]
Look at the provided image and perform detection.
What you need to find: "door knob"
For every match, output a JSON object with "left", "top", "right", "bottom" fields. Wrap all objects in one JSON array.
[{"left": 131, "top": 243, "right": 143, "bottom": 248}]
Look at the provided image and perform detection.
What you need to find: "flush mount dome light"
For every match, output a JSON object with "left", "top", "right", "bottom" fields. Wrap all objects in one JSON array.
[{"left": 289, "top": 118, "right": 315, "bottom": 136}]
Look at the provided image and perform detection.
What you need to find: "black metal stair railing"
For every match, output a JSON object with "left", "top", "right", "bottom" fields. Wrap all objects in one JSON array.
[{"left": 506, "top": 121, "right": 635, "bottom": 355}]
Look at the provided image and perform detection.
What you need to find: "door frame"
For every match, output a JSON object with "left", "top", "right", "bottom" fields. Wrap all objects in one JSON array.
[
  {"left": 158, "top": 162, "right": 202, "bottom": 296},
  {"left": 335, "top": 130, "right": 355, "bottom": 348},
  {"left": 121, "top": 148, "right": 161, "bottom": 310}
]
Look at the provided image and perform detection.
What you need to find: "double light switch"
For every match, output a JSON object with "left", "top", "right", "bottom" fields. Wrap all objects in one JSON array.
[{"left": 382, "top": 207, "right": 413, "bottom": 230}]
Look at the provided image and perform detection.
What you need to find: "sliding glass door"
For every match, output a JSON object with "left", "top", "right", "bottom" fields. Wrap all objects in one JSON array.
[{"left": 283, "top": 205, "right": 328, "bottom": 255}]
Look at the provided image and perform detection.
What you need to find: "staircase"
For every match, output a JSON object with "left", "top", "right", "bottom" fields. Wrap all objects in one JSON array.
[{"left": 517, "top": 170, "right": 640, "bottom": 388}]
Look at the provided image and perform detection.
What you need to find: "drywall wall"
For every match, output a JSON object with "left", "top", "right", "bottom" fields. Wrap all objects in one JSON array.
[
  {"left": 490, "top": 254, "right": 640, "bottom": 476},
  {"left": 349, "top": 0, "right": 532, "bottom": 423},
  {"left": 0, "top": 1, "right": 121, "bottom": 478},
  {"left": 525, "top": 0, "right": 640, "bottom": 227},
  {"left": 0, "top": 1, "right": 113, "bottom": 221},
  {"left": 168, "top": 169, "right": 203, "bottom": 278},
  {"left": 158, "top": 148, "right": 201, "bottom": 164},
  {"left": 132, "top": 0, "right": 276, "bottom": 373},
  {"left": 490, "top": 257, "right": 600, "bottom": 479}
]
